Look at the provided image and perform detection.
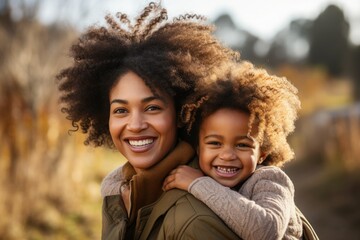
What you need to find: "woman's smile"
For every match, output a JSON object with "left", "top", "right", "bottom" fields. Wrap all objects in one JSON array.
[
  {"left": 127, "top": 138, "right": 154, "bottom": 147},
  {"left": 125, "top": 137, "right": 156, "bottom": 152}
]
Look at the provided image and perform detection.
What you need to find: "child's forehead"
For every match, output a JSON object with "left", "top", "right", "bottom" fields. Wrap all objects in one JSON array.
[
  {"left": 202, "top": 107, "right": 261, "bottom": 135},
  {"left": 201, "top": 108, "right": 250, "bottom": 129},
  {"left": 203, "top": 108, "right": 249, "bottom": 121}
]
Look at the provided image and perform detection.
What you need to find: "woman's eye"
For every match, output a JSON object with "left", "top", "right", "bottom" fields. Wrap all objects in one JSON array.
[
  {"left": 113, "top": 108, "right": 127, "bottom": 114},
  {"left": 146, "top": 105, "right": 161, "bottom": 111}
]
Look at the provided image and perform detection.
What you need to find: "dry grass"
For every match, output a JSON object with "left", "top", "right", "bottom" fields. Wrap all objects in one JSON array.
[
  {"left": 292, "top": 103, "right": 360, "bottom": 171},
  {"left": 280, "top": 66, "right": 360, "bottom": 239},
  {"left": 277, "top": 64, "right": 353, "bottom": 115},
  {"left": 275, "top": 64, "right": 359, "bottom": 169},
  {"left": 0, "top": 19, "right": 123, "bottom": 239}
]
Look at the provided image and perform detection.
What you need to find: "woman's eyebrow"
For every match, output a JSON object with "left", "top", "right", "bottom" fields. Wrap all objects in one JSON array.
[
  {"left": 110, "top": 99, "right": 127, "bottom": 105},
  {"left": 142, "top": 96, "right": 164, "bottom": 103},
  {"left": 110, "top": 96, "right": 167, "bottom": 105}
]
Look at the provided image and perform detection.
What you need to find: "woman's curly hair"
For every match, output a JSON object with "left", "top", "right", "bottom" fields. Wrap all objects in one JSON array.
[
  {"left": 181, "top": 61, "right": 301, "bottom": 167},
  {"left": 56, "top": 2, "right": 238, "bottom": 148}
]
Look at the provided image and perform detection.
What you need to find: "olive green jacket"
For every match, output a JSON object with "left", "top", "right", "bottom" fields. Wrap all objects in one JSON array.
[
  {"left": 101, "top": 141, "right": 240, "bottom": 240},
  {"left": 138, "top": 189, "right": 240, "bottom": 239},
  {"left": 102, "top": 188, "right": 240, "bottom": 240}
]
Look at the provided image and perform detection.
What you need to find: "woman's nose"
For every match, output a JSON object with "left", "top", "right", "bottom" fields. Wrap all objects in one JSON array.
[
  {"left": 126, "top": 112, "right": 147, "bottom": 132},
  {"left": 219, "top": 148, "right": 237, "bottom": 161}
]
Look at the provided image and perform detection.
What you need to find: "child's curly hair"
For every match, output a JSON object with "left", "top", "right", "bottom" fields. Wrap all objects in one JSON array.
[
  {"left": 56, "top": 2, "right": 238, "bottom": 148},
  {"left": 181, "top": 61, "right": 301, "bottom": 167}
]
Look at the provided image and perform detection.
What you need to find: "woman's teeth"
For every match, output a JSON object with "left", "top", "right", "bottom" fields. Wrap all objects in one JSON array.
[{"left": 129, "top": 138, "right": 154, "bottom": 146}]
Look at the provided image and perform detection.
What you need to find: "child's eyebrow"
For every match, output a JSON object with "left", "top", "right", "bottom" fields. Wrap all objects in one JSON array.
[
  {"left": 204, "top": 135, "right": 252, "bottom": 140},
  {"left": 203, "top": 134, "right": 222, "bottom": 140}
]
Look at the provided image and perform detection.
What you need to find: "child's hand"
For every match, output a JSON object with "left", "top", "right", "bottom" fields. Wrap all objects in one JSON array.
[{"left": 163, "top": 165, "right": 204, "bottom": 191}]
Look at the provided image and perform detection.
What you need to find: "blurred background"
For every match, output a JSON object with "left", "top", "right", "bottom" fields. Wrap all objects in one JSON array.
[{"left": 0, "top": 0, "right": 359, "bottom": 239}]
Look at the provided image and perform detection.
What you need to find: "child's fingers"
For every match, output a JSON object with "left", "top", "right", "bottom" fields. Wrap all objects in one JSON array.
[
  {"left": 168, "top": 168, "right": 177, "bottom": 175},
  {"left": 163, "top": 174, "right": 175, "bottom": 191}
]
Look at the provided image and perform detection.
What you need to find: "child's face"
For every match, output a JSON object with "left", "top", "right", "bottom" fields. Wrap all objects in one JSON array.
[{"left": 198, "top": 108, "right": 263, "bottom": 188}]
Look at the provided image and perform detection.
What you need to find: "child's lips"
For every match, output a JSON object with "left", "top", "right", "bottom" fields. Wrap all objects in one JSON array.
[{"left": 214, "top": 166, "right": 240, "bottom": 177}]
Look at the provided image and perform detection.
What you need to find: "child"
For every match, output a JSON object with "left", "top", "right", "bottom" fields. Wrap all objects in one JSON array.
[{"left": 163, "top": 61, "right": 303, "bottom": 240}]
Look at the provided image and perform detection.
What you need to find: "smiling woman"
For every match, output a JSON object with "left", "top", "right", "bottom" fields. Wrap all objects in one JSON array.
[
  {"left": 109, "top": 71, "right": 177, "bottom": 173},
  {"left": 56, "top": 2, "right": 240, "bottom": 239}
]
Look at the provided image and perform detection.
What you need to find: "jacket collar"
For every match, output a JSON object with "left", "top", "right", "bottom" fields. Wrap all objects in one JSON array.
[{"left": 122, "top": 140, "right": 195, "bottom": 224}]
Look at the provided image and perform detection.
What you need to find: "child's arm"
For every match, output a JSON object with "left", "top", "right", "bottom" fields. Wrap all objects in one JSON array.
[
  {"left": 187, "top": 167, "right": 299, "bottom": 240},
  {"left": 163, "top": 165, "right": 204, "bottom": 191},
  {"left": 100, "top": 165, "right": 123, "bottom": 197}
]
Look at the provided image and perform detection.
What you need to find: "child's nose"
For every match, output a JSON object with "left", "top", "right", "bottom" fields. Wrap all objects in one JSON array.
[{"left": 219, "top": 148, "right": 237, "bottom": 161}]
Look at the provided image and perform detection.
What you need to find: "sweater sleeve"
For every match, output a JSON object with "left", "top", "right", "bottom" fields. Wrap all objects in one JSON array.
[
  {"left": 100, "top": 165, "right": 123, "bottom": 197},
  {"left": 188, "top": 166, "right": 295, "bottom": 240}
]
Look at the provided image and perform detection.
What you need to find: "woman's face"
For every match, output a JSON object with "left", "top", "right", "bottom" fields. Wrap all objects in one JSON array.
[
  {"left": 198, "top": 108, "right": 263, "bottom": 187},
  {"left": 109, "top": 71, "right": 177, "bottom": 173}
]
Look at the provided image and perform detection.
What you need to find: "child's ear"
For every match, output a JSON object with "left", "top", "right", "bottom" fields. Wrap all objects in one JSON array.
[{"left": 258, "top": 152, "right": 268, "bottom": 164}]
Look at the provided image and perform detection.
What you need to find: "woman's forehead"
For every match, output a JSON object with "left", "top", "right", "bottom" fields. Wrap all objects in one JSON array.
[{"left": 113, "top": 71, "right": 174, "bottom": 103}]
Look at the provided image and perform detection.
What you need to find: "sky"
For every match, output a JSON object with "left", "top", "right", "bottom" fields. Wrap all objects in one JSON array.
[{"left": 37, "top": 0, "right": 360, "bottom": 44}]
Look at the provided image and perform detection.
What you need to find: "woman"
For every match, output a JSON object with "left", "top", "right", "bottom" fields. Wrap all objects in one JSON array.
[{"left": 57, "top": 2, "right": 240, "bottom": 239}]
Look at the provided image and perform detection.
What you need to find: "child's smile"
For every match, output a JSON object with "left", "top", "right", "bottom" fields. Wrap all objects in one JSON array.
[{"left": 198, "top": 108, "right": 263, "bottom": 188}]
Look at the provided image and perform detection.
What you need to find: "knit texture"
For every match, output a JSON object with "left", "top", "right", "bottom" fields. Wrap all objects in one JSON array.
[
  {"left": 188, "top": 166, "right": 302, "bottom": 240},
  {"left": 101, "top": 166, "right": 123, "bottom": 197}
]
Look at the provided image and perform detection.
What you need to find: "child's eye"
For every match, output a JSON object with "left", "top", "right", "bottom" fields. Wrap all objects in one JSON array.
[
  {"left": 207, "top": 141, "right": 221, "bottom": 146},
  {"left": 236, "top": 143, "right": 252, "bottom": 148}
]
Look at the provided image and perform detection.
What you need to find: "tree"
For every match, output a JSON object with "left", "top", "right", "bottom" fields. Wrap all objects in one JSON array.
[
  {"left": 351, "top": 46, "right": 360, "bottom": 101},
  {"left": 308, "top": 4, "right": 350, "bottom": 76}
]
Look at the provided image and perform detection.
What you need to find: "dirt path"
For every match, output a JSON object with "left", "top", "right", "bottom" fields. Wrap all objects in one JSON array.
[{"left": 285, "top": 162, "right": 360, "bottom": 240}]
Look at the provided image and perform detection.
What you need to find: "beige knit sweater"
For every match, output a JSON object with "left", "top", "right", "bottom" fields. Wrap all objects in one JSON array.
[{"left": 188, "top": 166, "right": 303, "bottom": 240}]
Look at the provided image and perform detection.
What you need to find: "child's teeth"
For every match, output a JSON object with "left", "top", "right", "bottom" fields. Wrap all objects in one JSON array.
[{"left": 217, "top": 166, "right": 238, "bottom": 173}]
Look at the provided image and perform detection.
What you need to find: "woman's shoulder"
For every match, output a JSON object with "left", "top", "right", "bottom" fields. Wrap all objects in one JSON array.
[
  {"left": 156, "top": 189, "right": 215, "bottom": 218},
  {"left": 151, "top": 189, "right": 240, "bottom": 239}
]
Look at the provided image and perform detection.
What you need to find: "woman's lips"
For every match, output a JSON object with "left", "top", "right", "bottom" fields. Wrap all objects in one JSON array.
[
  {"left": 128, "top": 138, "right": 154, "bottom": 146},
  {"left": 125, "top": 137, "right": 156, "bottom": 152}
]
